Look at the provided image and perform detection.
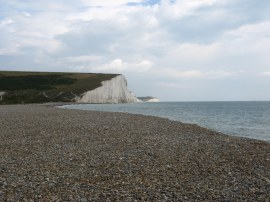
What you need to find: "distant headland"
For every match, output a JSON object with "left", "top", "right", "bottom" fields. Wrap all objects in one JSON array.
[
  {"left": 0, "top": 71, "right": 137, "bottom": 104},
  {"left": 137, "top": 96, "right": 159, "bottom": 102}
]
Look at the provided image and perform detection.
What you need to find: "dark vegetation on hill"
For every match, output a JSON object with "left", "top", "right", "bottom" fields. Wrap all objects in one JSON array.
[{"left": 0, "top": 71, "right": 118, "bottom": 104}]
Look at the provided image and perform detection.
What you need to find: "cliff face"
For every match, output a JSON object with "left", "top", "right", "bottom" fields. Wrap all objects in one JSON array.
[{"left": 77, "top": 75, "right": 137, "bottom": 104}]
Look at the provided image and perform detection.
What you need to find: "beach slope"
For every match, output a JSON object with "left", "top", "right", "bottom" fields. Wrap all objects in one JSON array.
[{"left": 0, "top": 104, "right": 269, "bottom": 201}]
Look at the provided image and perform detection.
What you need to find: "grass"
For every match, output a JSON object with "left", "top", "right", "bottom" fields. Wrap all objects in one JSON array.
[{"left": 0, "top": 71, "right": 119, "bottom": 104}]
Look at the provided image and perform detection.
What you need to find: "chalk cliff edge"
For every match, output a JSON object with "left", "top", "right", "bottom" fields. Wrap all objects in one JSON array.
[{"left": 77, "top": 75, "right": 137, "bottom": 104}]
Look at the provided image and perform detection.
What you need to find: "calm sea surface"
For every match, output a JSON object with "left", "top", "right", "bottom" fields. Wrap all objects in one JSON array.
[{"left": 61, "top": 102, "right": 270, "bottom": 142}]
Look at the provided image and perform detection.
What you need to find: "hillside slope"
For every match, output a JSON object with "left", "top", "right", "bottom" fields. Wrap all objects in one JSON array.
[{"left": 0, "top": 71, "right": 135, "bottom": 104}]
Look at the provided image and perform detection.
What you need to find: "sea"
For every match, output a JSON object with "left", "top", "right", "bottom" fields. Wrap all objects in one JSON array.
[{"left": 61, "top": 102, "right": 270, "bottom": 142}]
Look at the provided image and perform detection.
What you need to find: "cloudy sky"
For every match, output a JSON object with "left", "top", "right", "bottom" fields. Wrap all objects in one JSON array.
[{"left": 0, "top": 0, "right": 270, "bottom": 101}]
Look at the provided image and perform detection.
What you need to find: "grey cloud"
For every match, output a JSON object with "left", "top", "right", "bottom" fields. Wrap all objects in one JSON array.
[{"left": 159, "top": 0, "right": 270, "bottom": 44}]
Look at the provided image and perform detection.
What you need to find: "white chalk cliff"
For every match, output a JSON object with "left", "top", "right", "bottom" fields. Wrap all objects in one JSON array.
[
  {"left": 77, "top": 75, "right": 137, "bottom": 104},
  {"left": 0, "top": 92, "right": 5, "bottom": 101}
]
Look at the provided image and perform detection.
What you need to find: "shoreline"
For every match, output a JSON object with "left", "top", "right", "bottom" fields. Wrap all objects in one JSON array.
[
  {"left": 57, "top": 102, "right": 270, "bottom": 143},
  {"left": 0, "top": 104, "right": 269, "bottom": 201}
]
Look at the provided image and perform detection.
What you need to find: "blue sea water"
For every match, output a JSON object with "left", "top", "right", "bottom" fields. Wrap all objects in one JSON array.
[{"left": 61, "top": 102, "right": 270, "bottom": 142}]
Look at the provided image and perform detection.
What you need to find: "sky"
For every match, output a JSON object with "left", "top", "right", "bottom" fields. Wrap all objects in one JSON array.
[{"left": 0, "top": 0, "right": 270, "bottom": 101}]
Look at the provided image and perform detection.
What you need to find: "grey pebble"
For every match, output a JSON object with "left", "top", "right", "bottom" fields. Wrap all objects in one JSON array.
[{"left": 0, "top": 104, "right": 269, "bottom": 201}]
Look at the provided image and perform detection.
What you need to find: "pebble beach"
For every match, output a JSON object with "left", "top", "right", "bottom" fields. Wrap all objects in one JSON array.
[{"left": 0, "top": 104, "right": 269, "bottom": 201}]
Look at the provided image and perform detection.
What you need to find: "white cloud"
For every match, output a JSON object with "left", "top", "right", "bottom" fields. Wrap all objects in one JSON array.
[
  {"left": 62, "top": 55, "right": 102, "bottom": 63},
  {"left": 102, "top": 59, "right": 126, "bottom": 71},
  {"left": 212, "top": 21, "right": 270, "bottom": 71},
  {"left": 0, "top": 18, "right": 14, "bottom": 27},
  {"left": 164, "top": 43, "right": 219, "bottom": 66},
  {"left": 22, "top": 12, "right": 31, "bottom": 17},
  {"left": 165, "top": 69, "right": 204, "bottom": 78},
  {"left": 261, "top": 72, "right": 270, "bottom": 76},
  {"left": 156, "top": 68, "right": 242, "bottom": 79},
  {"left": 206, "top": 70, "right": 242, "bottom": 79},
  {"left": 222, "top": 21, "right": 270, "bottom": 46},
  {"left": 80, "top": 0, "right": 143, "bottom": 7},
  {"left": 85, "top": 59, "right": 153, "bottom": 73},
  {"left": 157, "top": 82, "right": 181, "bottom": 88},
  {"left": 160, "top": 0, "right": 217, "bottom": 19}
]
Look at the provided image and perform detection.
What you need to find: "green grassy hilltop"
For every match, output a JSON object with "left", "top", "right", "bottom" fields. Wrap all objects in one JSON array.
[{"left": 0, "top": 71, "right": 118, "bottom": 104}]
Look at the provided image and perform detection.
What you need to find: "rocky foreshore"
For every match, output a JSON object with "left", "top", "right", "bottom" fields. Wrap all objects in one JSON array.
[{"left": 0, "top": 104, "right": 269, "bottom": 201}]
